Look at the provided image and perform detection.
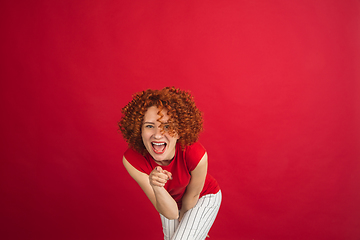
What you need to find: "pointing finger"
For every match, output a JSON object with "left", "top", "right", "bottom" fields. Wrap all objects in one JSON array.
[{"left": 163, "top": 170, "right": 172, "bottom": 180}]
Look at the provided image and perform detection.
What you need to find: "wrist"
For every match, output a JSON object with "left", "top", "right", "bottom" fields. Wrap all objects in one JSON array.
[{"left": 152, "top": 185, "right": 165, "bottom": 191}]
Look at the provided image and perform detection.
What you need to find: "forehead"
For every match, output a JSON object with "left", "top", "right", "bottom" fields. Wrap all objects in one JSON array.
[{"left": 143, "top": 106, "right": 169, "bottom": 121}]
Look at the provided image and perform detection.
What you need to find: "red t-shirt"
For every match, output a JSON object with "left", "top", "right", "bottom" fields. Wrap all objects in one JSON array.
[{"left": 124, "top": 142, "right": 220, "bottom": 209}]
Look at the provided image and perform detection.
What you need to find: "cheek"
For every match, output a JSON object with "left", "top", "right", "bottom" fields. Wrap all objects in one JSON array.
[
  {"left": 141, "top": 131, "right": 148, "bottom": 142},
  {"left": 167, "top": 131, "right": 179, "bottom": 140},
  {"left": 170, "top": 136, "right": 179, "bottom": 144},
  {"left": 172, "top": 134, "right": 179, "bottom": 141},
  {"left": 142, "top": 130, "right": 153, "bottom": 141}
]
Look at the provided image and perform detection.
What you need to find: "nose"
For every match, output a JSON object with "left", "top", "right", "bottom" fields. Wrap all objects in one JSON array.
[{"left": 154, "top": 126, "right": 163, "bottom": 139}]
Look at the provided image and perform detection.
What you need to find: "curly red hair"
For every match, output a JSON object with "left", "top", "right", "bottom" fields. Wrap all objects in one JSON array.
[{"left": 119, "top": 87, "right": 203, "bottom": 155}]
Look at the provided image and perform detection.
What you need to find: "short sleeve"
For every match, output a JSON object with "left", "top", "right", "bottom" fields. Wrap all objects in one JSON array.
[
  {"left": 185, "top": 142, "right": 206, "bottom": 171},
  {"left": 124, "top": 148, "right": 152, "bottom": 174}
]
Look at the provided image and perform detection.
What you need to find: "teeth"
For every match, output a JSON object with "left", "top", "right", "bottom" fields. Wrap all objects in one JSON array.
[{"left": 152, "top": 142, "right": 165, "bottom": 145}]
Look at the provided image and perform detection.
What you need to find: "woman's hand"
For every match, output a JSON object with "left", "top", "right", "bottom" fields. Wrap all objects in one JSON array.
[{"left": 149, "top": 166, "right": 172, "bottom": 187}]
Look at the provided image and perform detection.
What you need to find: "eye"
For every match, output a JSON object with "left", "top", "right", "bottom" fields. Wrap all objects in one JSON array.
[
  {"left": 163, "top": 124, "right": 170, "bottom": 129},
  {"left": 144, "top": 124, "right": 154, "bottom": 128}
]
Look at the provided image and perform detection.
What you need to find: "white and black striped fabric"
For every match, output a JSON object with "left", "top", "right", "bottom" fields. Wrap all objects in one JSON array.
[{"left": 160, "top": 190, "right": 222, "bottom": 240}]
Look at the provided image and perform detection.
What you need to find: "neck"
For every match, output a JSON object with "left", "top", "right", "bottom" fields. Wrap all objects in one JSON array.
[{"left": 154, "top": 159, "right": 172, "bottom": 166}]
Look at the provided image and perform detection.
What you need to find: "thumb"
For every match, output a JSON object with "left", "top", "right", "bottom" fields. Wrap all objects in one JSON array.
[{"left": 156, "top": 166, "right": 163, "bottom": 172}]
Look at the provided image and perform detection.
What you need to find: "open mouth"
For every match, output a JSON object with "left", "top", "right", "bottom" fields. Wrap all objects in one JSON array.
[{"left": 151, "top": 142, "right": 167, "bottom": 154}]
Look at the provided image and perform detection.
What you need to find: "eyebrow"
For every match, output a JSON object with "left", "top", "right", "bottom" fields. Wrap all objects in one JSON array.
[{"left": 143, "top": 121, "right": 169, "bottom": 125}]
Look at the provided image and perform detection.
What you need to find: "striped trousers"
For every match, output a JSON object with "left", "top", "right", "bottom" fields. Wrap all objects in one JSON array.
[{"left": 160, "top": 190, "right": 222, "bottom": 240}]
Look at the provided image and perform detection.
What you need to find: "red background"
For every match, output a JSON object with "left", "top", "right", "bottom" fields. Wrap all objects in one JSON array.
[{"left": 1, "top": 1, "right": 359, "bottom": 239}]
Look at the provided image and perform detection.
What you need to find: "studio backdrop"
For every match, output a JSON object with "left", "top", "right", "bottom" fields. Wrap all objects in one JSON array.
[{"left": 1, "top": 1, "right": 359, "bottom": 240}]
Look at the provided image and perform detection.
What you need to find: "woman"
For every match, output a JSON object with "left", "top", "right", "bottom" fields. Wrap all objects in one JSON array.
[{"left": 119, "top": 87, "right": 221, "bottom": 240}]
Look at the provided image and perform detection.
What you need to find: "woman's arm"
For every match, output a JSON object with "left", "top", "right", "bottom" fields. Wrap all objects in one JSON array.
[
  {"left": 123, "top": 156, "right": 179, "bottom": 219},
  {"left": 179, "top": 152, "right": 208, "bottom": 221}
]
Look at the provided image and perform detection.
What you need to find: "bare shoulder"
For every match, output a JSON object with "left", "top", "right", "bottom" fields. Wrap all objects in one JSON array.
[
  {"left": 193, "top": 152, "right": 208, "bottom": 172},
  {"left": 123, "top": 156, "right": 148, "bottom": 183}
]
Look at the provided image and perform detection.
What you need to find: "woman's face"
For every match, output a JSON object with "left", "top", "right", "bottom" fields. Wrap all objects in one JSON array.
[{"left": 141, "top": 106, "right": 179, "bottom": 163}]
